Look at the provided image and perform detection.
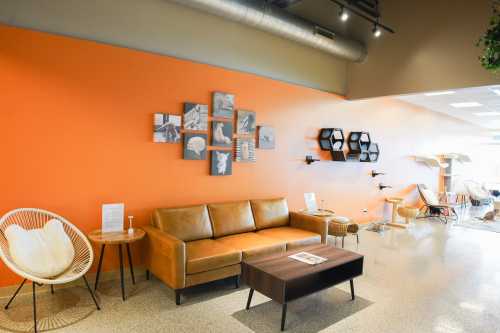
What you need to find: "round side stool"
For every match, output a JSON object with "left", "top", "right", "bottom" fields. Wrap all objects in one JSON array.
[{"left": 397, "top": 206, "right": 419, "bottom": 225}]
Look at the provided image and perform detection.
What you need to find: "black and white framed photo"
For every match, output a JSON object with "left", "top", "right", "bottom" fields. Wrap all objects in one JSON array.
[
  {"left": 236, "top": 110, "right": 256, "bottom": 135},
  {"left": 210, "top": 150, "right": 232, "bottom": 176},
  {"left": 153, "top": 113, "right": 181, "bottom": 143},
  {"left": 183, "top": 133, "right": 208, "bottom": 160},
  {"left": 211, "top": 121, "right": 233, "bottom": 147},
  {"left": 257, "top": 125, "right": 275, "bottom": 149},
  {"left": 183, "top": 103, "right": 208, "bottom": 131},
  {"left": 235, "top": 137, "right": 256, "bottom": 163},
  {"left": 213, "top": 92, "right": 234, "bottom": 118}
]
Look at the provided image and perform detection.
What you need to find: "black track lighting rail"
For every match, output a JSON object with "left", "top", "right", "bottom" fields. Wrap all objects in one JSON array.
[{"left": 330, "top": 0, "right": 395, "bottom": 34}]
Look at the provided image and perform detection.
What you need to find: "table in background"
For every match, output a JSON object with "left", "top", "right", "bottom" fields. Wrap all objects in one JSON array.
[{"left": 88, "top": 229, "right": 145, "bottom": 301}]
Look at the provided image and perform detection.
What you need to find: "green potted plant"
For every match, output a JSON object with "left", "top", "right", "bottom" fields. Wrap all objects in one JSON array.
[{"left": 477, "top": 4, "right": 500, "bottom": 72}]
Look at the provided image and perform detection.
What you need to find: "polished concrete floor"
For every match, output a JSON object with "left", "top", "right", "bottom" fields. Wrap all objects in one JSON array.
[{"left": 1, "top": 217, "right": 500, "bottom": 332}]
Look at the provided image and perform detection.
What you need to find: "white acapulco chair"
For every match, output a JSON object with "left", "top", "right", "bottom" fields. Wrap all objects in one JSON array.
[{"left": 0, "top": 208, "right": 100, "bottom": 333}]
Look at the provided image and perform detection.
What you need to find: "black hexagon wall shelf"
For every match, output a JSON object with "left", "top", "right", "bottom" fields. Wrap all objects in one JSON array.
[{"left": 318, "top": 128, "right": 346, "bottom": 161}]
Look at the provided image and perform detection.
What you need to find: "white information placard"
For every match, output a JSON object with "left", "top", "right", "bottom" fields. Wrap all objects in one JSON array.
[
  {"left": 304, "top": 193, "right": 317, "bottom": 212},
  {"left": 102, "top": 203, "right": 124, "bottom": 233}
]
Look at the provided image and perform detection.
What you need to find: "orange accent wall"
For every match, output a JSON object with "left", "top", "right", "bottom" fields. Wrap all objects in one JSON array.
[{"left": 0, "top": 25, "right": 485, "bottom": 287}]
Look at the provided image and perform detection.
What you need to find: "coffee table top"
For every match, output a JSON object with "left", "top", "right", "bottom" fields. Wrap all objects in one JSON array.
[
  {"left": 88, "top": 229, "right": 146, "bottom": 245},
  {"left": 243, "top": 244, "right": 363, "bottom": 282}
]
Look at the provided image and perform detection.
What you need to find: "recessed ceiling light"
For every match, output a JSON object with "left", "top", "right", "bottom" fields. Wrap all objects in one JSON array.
[
  {"left": 450, "top": 102, "right": 483, "bottom": 108},
  {"left": 473, "top": 112, "right": 500, "bottom": 117},
  {"left": 424, "top": 91, "right": 456, "bottom": 96}
]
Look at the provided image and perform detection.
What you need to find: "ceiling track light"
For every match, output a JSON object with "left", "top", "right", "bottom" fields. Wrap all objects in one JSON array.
[
  {"left": 330, "top": 0, "right": 395, "bottom": 36},
  {"left": 372, "top": 23, "right": 381, "bottom": 38},
  {"left": 339, "top": 6, "right": 349, "bottom": 22}
]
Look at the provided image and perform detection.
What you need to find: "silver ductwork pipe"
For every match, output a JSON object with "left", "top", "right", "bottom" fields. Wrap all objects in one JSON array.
[{"left": 170, "top": 0, "right": 366, "bottom": 62}]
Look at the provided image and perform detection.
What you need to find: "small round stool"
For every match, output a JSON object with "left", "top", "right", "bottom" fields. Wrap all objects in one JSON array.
[
  {"left": 328, "top": 216, "right": 359, "bottom": 248},
  {"left": 397, "top": 206, "right": 419, "bottom": 225}
]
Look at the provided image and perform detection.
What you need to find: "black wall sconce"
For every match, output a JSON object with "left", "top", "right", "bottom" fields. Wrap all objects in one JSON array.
[
  {"left": 379, "top": 183, "right": 392, "bottom": 190},
  {"left": 305, "top": 155, "right": 320, "bottom": 165},
  {"left": 371, "top": 170, "right": 386, "bottom": 177}
]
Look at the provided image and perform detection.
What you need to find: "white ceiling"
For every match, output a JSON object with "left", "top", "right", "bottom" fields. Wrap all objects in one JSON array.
[{"left": 396, "top": 85, "right": 500, "bottom": 130}]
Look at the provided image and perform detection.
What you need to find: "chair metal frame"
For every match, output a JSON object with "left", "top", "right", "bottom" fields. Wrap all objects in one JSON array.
[
  {"left": 417, "top": 184, "right": 458, "bottom": 224},
  {"left": 0, "top": 208, "right": 100, "bottom": 333}
]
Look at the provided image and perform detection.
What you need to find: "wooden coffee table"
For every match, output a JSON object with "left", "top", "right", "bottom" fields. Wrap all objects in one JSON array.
[
  {"left": 88, "top": 229, "right": 145, "bottom": 301},
  {"left": 242, "top": 244, "right": 364, "bottom": 331}
]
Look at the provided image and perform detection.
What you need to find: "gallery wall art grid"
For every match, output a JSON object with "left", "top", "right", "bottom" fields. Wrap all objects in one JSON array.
[{"left": 153, "top": 91, "right": 274, "bottom": 174}]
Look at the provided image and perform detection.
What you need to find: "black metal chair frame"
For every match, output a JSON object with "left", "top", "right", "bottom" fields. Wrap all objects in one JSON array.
[
  {"left": 4, "top": 275, "right": 100, "bottom": 333},
  {"left": 417, "top": 184, "right": 458, "bottom": 224}
]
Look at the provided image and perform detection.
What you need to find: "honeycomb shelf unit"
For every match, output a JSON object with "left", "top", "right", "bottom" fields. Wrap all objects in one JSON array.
[
  {"left": 318, "top": 128, "right": 346, "bottom": 162},
  {"left": 361, "top": 143, "right": 380, "bottom": 162},
  {"left": 347, "top": 131, "right": 380, "bottom": 162}
]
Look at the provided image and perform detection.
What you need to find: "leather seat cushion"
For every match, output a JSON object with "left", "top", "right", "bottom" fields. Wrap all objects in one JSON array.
[
  {"left": 153, "top": 205, "right": 213, "bottom": 242},
  {"left": 208, "top": 201, "right": 256, "bottom": 238},
  {"left": 250, "top": 198, "right": 290, "bottom": 230},
  {"left": 215, "top": 232, "right": 286, "bottom": 260},
  {"left": 257, "top": 227, "right": 321, "bottom": 250},
  {"left": 186, "top": 239, "right": 242, "bottom": 274}
]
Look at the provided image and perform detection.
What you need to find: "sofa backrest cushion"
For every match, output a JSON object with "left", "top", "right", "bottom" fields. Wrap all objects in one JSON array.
[
  {"left": 208, "top": 201, "right": 256, "bottom": 238},
  {"left": 153, "top": 205, "right": 213, "bottom": 242},
  {"left": 250, "top": 198, "right": 290, "bottom": 230}
]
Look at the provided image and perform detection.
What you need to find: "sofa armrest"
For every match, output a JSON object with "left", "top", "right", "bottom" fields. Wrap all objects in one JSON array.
[
  {"left": 143, "top": 225, "right": 186, "bottom": 290},
  {"left": 289, "top": 212, "right": 329, "bottom": 244}
]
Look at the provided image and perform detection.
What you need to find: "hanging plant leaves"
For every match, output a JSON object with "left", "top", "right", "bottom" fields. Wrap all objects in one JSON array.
[{"left": 477, "top": 3, "right": 500, "bottom": 73}]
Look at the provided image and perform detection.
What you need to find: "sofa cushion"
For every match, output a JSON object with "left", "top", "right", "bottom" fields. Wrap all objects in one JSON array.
[
  {"left": 215, "top": 232, "right": 286, "bottom": 260},
  {"left": 153, "top": 205, "right": 213, "bottom": 242},
  {"left": 186, "top": 239, "right": 242, "bottom": 274},
  {"left": 250, "top": 198, "right": 290, "bottom": 230},
  {"left": 257, "top": 227, "right": 321, "bottom": 250},
  {"left": 208, "top": 201, "right": 256, "bottom": 238}
]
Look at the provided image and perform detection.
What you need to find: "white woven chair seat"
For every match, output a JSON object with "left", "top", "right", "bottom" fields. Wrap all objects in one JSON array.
[{"left": 0, "top": 208, "right": 93, "bottom": 285}]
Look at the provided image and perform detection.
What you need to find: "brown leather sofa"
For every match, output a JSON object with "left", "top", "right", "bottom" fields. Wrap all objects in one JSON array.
[{"left": 143, "top": 198, "right": 328, "bottom": 304}]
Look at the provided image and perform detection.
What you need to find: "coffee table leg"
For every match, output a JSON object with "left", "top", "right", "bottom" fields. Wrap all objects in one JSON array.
[
  {"left": 281, "top": 303, "right": 287, "bottom": 331},
  {"left": 118, "top": 244, "right": 125, "bottom": 301},
  {"left": 126, "top": 244, "right": 136, "bottom": 284},
  {"left": 94, "top": 245, "right": 106, "bottom": 291},
  {"left": 245, "top": 288, "right": 254, "bottom": 310},
  {"left": 350, "top": 279, "right": 355, "bottom": 300}
]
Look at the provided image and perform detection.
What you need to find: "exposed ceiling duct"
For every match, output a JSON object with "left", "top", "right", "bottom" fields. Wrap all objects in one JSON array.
[{"left": 170, "top": 0, "right": 367, "bottom": 62}]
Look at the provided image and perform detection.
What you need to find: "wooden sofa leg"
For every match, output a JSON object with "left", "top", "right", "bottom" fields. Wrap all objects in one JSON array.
[
  {"left": 146, "top": 269, "right": 150, "bottom": 281},
  {"left": 175, "top": 289, "right": 182, "bottom": 305},
  {"left": 235, "top": 275, "right": 240, "bottom": 289}
]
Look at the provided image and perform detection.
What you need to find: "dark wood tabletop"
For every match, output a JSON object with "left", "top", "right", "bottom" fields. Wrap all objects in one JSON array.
[
  {"left": 243, "top": 244, "right": 363, "bottom": 281},
  {"left": 242, "top": 244, "right": 364, "bottom": 331}
]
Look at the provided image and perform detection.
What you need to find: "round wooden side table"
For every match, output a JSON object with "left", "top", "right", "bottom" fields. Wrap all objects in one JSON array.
[{"left": 88, "top": 229, "right": 145, "bottom": 301}]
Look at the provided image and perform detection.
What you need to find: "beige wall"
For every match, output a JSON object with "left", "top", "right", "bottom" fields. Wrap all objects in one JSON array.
[
  {"left": 347, "top": 0, "right": 498, "bottom": 99},
  {"left": 0, "top": 0, "right": 347, "bottom": 94}
]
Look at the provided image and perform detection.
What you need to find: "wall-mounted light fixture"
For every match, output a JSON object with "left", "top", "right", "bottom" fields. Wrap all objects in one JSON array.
[
  {"left": 379, "top": 183, "right": 392, "bottom": 190},
  {"left": 371, "top": 170, "right": 386, "bottom": 177},
  {"left": 305, "top": 155, "right": 320, "bottom": 165}
]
